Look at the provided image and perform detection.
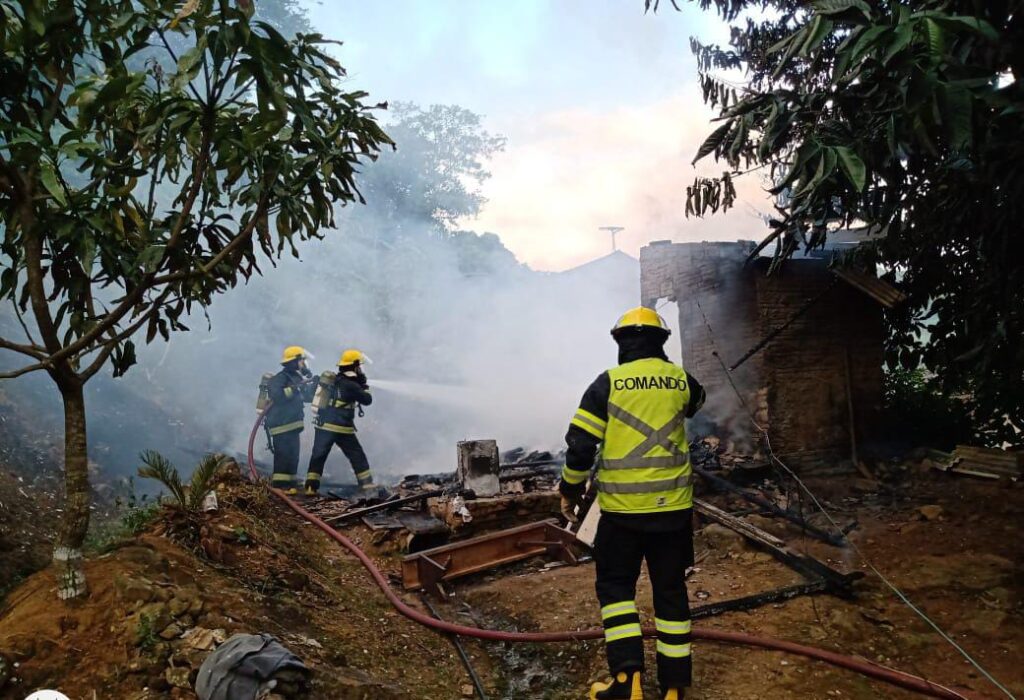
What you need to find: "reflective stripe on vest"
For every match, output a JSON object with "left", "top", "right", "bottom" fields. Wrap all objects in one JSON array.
[{"left": 597, "top": 358, "right": 693, "bottom": 514}]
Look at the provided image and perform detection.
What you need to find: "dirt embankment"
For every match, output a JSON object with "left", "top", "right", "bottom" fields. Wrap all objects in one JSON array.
[{"left": 0, "top": 471, "right": 475, "bottom": 699}]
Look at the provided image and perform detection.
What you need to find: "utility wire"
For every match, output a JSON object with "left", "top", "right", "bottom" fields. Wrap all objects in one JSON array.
[{"left": 692, "top": 295, "right": 1017, "bottom": 700}]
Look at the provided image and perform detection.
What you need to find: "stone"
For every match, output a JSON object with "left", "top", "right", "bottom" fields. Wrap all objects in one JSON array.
[
  {"left": 117, "top": 577, "right": 157, "bottom": 604},
  {"left": 960, "top": 610, "right": 1007, "bottom": 636},
  {"left": 461, "top": 683, "right": 475, "bottom": 696},
  {"left": 744, "top": 514, "right": 791, "bottom": 539},
  {"left": 918, "top": 505, "right": 943, "bottom": 521},
  {"left": 699, "top": 523, "right": 747, "bottom": 552},
  {"left": 137, "top": 602, "right": 171, "bottom": 630},
  {"left": 165, "top": 665, "right": 192, "bottom": 689},
  {"left": 899, "top": 553, "right": 1012, "bottom": 592},
  {"left": 181, "top": 627, "right": 227, "bottom": 651},
  {"left": 168, "top": 597, "right": 190, "bottom": 618},
  {"left": 171, "top": 648, "right": 209, "bottom": 670},
  {"left": 160, "top": 622, "right": 184, "bottom": 640}
]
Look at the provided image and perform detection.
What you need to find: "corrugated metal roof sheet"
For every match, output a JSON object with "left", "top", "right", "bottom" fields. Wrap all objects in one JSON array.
[{"left": 832, "top": 268, "right": 907, "bottom": 309}]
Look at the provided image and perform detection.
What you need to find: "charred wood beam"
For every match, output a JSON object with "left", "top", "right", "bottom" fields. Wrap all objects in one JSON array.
[
  {"left": 691, "top": 579, "right": 829, "bottom": 619},
  {"left": 323, "top": 490, "right": 444, "bottom": 525},
  {"left": 693, "top": 465, "right": 847, "bottom": 546},
  {"left": 694, "top": 498, "right": 861, "bottom": 597}
]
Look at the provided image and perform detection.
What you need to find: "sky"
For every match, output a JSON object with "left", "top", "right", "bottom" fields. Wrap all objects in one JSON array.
[{"left": 306, "top": 1, "right": 772, "bottom": 271}]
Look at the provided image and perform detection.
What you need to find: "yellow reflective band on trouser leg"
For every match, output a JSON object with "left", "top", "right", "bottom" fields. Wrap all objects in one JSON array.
[
  {"left": 601, "top": 601, "right": 638, "bottom": 620},
  {"left": 355, "top": 469, "right": 372, "bottom": 485},
  {"left": 656, "top": 640, "right": 692, "bottom": 658},
  {"left": 318, "top": 423, "right": 356, "bottom": 435},
  {"left": 655, "top": 618, "right": 692, "bottom": 635},
  {"left": 271, "top": 473, "right": 295, "bottom": 484},
  {"left": 561, "top": 465, "right": 590, "bottom": 485},
  {"left": 268, "top": 421, "right": 304, "bottom": 436},
  {"left": 604, "top": 623, "right": 643, "bottom": 643}
]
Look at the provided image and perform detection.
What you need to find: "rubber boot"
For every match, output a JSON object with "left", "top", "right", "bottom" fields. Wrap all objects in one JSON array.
[
  {"left": 303, "top": 485, "right": 319, "bottom": 497},
  {"left": 589, "top": 670, "right": 643, "bottom": 700},
  {"left": 662, "top": 688, "right": 684, "bottom": 700}
]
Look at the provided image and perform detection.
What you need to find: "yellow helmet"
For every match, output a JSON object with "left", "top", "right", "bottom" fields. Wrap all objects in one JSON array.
[
  {"left": 339, "top": 348, "right": 365, "bottom": 366},
  {"left": 610, "top": 306, "right": 671, "bottom": 337},
  {"left": 280, "top": 345, "right": 311, "bottom": 364}
]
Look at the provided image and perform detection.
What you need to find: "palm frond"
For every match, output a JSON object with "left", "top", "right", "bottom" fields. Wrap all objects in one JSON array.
[
  {"left": 188, "top": 453, "right": 228, "bottom": 511},
  {"left": 137, "top": 450, "right": 187, "bottom": 509}
]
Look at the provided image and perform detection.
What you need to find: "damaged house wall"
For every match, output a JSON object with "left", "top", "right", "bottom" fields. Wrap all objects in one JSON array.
[{"left": 640, "top": 240, "right": 884, "bottom": 464}]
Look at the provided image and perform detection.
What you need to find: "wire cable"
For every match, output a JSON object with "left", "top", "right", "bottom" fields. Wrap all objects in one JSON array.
[
  {"left": 243, "top": 408, "right": 975, "bottom": 699},
  {"left": 692, "top": 292, "right": 1016, "bottom": 700}
]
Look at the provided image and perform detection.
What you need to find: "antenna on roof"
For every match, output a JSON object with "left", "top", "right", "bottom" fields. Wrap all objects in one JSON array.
[{"left": 598, "top": 226, "right": 625, "bottom": 253}]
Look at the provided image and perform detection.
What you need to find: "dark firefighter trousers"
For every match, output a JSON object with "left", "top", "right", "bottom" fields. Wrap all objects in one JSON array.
[
  {"left": 270, "top": 429, "right": 302, "bottom": 488},
  {"left": 307, "top": 429, "right": 371, "bottom": 489},
  {"left": 594, "top": 513, "right": 694, "bottom": 690}
]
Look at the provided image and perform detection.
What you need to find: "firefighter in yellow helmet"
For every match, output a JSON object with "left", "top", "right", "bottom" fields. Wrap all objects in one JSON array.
[
  {"left": 560, "top": 307, "right": 705, "bottom": 700},
  {"left": 305, "top": 349, "right": 380, "bottom": 495},
  {"left": 265, "top": 346, "right": 317, "bottom": 492}
]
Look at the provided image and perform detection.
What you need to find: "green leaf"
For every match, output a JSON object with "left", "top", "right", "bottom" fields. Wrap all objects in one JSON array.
[
  {"left": 800, "top": 16, "right": 834, "bottom": 57},
  {"left": 812, "top": 0, "right": 871, "bottom": 18},
  {"left": 139, "top": 245, "right": 166, "bottom": 273},
  {"left": 80, "top": 238, "right": 97, "bottom": 273},
  {"left": 932, "top": 15, "right": 999, "bottom": 42},
  {"left": 835, "top": 146, "right": 866, "bottom": 190},
  {"left": 939, "top": 85, "right": 973, "bottom": 150},
  {"left": 924, "top": 18, "right": 945, "bottom": 60},
  {"left": 171, "top": 36, "right": 207, "bottom": 92},
  {"left": 40, "top": 161, "right": 67, "bottom": 206},
  {"left": 881, "top": 24, "right": 913, "bottom": 66},
  {"left": 692, "top": 121, "right": 732, "bottom": 164}
]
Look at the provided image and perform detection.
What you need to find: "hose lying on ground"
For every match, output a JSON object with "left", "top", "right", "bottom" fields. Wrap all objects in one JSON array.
[{"left": 247, "top": 410, "right": 973, "bottom": 700}]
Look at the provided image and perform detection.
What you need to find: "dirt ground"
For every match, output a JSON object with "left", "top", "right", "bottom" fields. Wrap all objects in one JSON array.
[
  {"left": 1, "top": 460, "right": 1021, "bottom": 699},
  {"left": 453, "top": 467, "right": 1024, "bottom": 699}
]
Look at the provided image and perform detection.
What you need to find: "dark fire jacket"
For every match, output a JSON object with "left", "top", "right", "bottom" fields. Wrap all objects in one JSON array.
[
  {"left": 265, "top": 368, "right": 314, "bottom": 435},
  {"left": 315, "top": 371, "right": 373, "bottom": 434}
]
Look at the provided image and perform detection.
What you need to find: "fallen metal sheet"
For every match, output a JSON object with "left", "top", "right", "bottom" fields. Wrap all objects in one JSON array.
[
  {"left": 832, "top": 267, "right": 907, "bottom": 309},
  {"left": 402, "top": 519, "right": 579, "bottom": 597},
  {"left": 362, "top": 512, "right": 404, "bottom": 531},
  {"left": 397, "top": 511, "right": 448, "bottom": 536}
]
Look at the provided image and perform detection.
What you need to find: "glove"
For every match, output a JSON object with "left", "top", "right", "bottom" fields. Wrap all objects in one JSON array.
[{"left": 560, "top": 493, "right": 581, "bottom": 524}]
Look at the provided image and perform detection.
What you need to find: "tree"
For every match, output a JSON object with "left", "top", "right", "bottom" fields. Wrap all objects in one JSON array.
[
  {"left": 0, "top": 0, "right": 391, "bottom": 598},
  {"left": 657, "top": 0, "right": 1024, "bottom": 444},
  {"left": 354, "top": 102, "right": 507, "bottom": 238}
]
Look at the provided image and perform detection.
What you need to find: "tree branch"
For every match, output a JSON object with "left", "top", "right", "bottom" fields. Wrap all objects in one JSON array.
[
  {"left": 12, "top": 303, "right": 42, "bottom": 349},
  {"left": 38, "top": 130, "right": 212, "bottom": 368},
  {"left": 157, "top": 29, "right": 206, "bottom": 105},
  {"left": 78, "top": 340, "right": 118, "bottom": 382},
  {"left": 152, "top": 192, "right": 270, "bottom": 285},
  {"left": 0, "top": 335, "right": 47, "bottom": 360},
  {"left": 0, "top": 361, "right": 48, "bottom": 380}
]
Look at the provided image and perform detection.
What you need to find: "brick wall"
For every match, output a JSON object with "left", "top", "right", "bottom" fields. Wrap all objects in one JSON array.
[
  {"left": 640, "top": 241, "right": 884, "bottom": 466},
  {"left": 753, "top": 259, "right": 883, "bottom": 457}
]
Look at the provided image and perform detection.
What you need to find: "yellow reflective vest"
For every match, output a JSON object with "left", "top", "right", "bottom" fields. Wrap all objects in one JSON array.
[{"left": 569, "top": 357, "right": 694, "bottom": 514}]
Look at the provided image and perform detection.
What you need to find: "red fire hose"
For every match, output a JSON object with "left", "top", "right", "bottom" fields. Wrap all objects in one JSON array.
[{"left": 247, "top": 410, "right": 973, "bottom": 699}]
